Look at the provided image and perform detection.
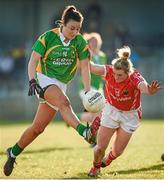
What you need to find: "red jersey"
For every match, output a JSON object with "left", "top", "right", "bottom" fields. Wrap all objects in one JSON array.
[{"left": 104, "top": 65, "right": 145, "bottom": 111}]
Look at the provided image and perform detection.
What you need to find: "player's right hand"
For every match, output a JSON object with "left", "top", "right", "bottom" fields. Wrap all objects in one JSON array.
[{"left": 28, "top": 79, "right": 43, "bottom": 96}]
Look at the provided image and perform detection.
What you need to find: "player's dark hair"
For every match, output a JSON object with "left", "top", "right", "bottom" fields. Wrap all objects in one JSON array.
[{"left": 61, "top": 5, "right": 83, "bottom": 25}]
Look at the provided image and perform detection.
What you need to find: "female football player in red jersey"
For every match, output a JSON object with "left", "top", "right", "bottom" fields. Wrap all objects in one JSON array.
[
  {"left": 3, "top": 5, "right": 100, "bottom": 177},
  {"left": 88, "top": 46, "right": 162, "bottom": 177}
]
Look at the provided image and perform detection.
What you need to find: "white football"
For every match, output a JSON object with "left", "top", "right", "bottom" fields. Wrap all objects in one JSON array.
[{"left": 82, "top": 90, "right": 105, "bottom": 113}]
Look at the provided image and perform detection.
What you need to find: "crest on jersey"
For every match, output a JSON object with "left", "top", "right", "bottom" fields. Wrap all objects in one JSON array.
[
  {"left": 62, "top": 51, "right": 67, "bottom": 57},
  {"left": 123, "top": 89, "right": 129, "bottom": 95}
]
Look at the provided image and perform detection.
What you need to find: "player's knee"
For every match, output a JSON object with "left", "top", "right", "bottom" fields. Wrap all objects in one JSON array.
[
  {"left": 59, "top": 98, "right": 71, "bottom": 109},
  {"left": 95, "top": 145, "right": 106, "bottom": 155}
]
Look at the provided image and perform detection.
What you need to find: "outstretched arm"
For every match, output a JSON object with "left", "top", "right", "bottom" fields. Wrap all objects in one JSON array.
[
  {"left": 138, "top": 80, "right": 162, "bottom": 95},
  {"left": 90, "top": 61, "right": 105, "bottom": 76}
]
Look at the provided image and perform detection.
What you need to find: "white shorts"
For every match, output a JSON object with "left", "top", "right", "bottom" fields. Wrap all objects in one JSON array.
[
  {"left": 36, "top": 73, "right": 67, "bottom": 111},
  {"left": 101, "top": 102, "right": 141, "bottom": 134}
]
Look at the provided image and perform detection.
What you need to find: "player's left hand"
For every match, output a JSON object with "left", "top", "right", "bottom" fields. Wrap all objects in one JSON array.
[
  {"left": 148, "top": 80, "right": 162, "bottom": 95},
  {"left": 28, "top": 79, "right": 43, "bottom": 96}
]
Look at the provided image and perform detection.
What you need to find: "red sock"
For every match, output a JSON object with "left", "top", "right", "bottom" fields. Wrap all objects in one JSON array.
[
  {"left": 105, "top": 151, "right": 117, "bottom": 165},
  {"left": 93, "top": 161, "right": 101, "bottom": 168}
]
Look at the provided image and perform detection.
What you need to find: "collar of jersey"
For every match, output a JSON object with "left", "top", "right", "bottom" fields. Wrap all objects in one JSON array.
[{"left": 60, "top": 32, "right": 71, "bottom": 46}]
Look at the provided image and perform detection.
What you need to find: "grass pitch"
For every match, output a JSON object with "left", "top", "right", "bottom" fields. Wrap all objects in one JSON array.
[{"left": 0, "top": 119, "right": 164, "bottom": 179}]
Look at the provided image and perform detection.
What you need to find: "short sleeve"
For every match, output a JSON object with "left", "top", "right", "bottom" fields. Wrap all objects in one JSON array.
[
  {"left": 76, "top": 35, "right": 90, "bottom": 61},
  {"left": 130, "top": 71, "right": 146, "bottom": 87},
  {"left": 32, "top": 31, "right": 50, "bottom": 56},
  {"left": 104, "top": 65, "right": 113, "bottom": 79}
]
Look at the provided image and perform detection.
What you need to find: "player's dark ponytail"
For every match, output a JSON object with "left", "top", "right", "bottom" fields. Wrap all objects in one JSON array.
[
  {"left": 65, "top": 5, "right": 76, "bottom": 13},
  {"left": 61, "top": 5, "right": 83, "bottom": 25}
]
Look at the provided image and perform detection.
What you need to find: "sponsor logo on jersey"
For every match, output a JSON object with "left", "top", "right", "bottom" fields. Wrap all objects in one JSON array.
[
  {"left": 110, "top": 93, "right": 132, "bottom": 101},
  {"left": 52, "top": 58, "right": 74, "bottom": 65}
]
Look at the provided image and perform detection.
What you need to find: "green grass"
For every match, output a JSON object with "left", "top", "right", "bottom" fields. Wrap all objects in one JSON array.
[{"left": 0, "top": 119, "right": 164, "bottom": 179}]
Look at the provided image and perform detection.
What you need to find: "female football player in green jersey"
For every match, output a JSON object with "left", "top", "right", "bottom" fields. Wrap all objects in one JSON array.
[
  {"left": 79, "top": 32, "right": 107, "bottom": 124},
  {"left": 3, "top": 5, "right": 100, "bottom": 176}
]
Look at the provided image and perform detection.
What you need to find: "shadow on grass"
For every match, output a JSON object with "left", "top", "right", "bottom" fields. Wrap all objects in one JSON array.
[
  {"left": 108, "top": 163, "right": 164, "bottom": 175},
  {"left": 24, "top": 147, "right": 73, "bottom": 154},
  {"left": 70, "top": 163, "right": 164, "bottom": 179},
  {"left": 0, "top": 147, "right": 73, "bottom": 155},
  {"left": 67, "top": 173, "right": 99, "bottom": 179},
  {"left": 62, "top": 174, "right": 89, "bottom": 179}
]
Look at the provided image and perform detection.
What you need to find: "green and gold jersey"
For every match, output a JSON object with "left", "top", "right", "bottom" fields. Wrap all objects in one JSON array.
[
  {"left": 32, "top": 28, "right": 90, "bottom": 84},
  {"left": 79, "top": 51, "right": 107, "bottom": 90}
]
